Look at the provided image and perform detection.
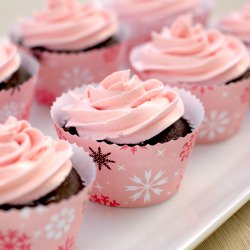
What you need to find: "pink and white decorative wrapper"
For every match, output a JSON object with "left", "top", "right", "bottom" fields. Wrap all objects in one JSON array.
[
  {"left": 34, "top": 42, "right": 125, "bottom": 106},
  {"left": 0, "top": 52, "right": 38, "bottom": 123},
  {"left": 117, "top": 0, "right": 214, "bottom": 67},
  {"left": 51, "top": 87, "right": 204, "bottom": 208},
  {"left": 0, "top": 144, "right": 96, "bottom": 250},
  {"left": 136, "top": 70, "right": 250, "bottom": 144}
]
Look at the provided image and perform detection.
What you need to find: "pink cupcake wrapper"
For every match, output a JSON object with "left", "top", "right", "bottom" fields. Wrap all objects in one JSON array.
[
  {"left": 0, "top": 52, "right": 39, "bottom": 122},
  {"left": 0, "top": 144, "right": 96, "bottom": 250},
  {"left": 34, "top": 42, "right": 126, "bottom": 106},
  {"left": 51, "top": 86, "right": 204, "bottom": 208},
  {"left": 136, "top": 71, "right": 250, "bottom": 144}
]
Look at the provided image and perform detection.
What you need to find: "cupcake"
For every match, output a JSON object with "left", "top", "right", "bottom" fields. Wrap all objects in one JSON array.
[
  {"left": 0, "top": 40, "right": 38, "bottom": 122},
  {"left": 51, "top": 70, "right": 204, "bottom": 208},
  {"left": 11, "top": 0, "right": 124, "bottom": 106},
  {"left": 103, "top": 0, "right": 213, "bottom": 66},
  {"left": 0, "top": 117, "right": 96, "bottom": 249},
  {"left": 131, "top": 16, "right": 250, "bottom": 143},
  {"left": 218, "top": 4, "right": 250, "bottom": 50}
]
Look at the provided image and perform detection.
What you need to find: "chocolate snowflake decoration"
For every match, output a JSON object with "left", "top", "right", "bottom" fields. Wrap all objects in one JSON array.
[{"left": 89, "top": 147, "right": 115, "bottom": 171}]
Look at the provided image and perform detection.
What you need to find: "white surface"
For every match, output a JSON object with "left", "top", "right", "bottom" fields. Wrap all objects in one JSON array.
[{"left": 30, "top": 103, "right": 250, "bottom": 250}]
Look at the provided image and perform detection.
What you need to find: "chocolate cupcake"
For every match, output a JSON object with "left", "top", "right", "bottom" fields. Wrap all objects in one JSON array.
[
  {"left": 15, "top": 0, "right": 119, "bottom": 54},
  {"left": 0, "top": 117, "right": 96, "bottom": 249},
  {"left": 131, "top": 15, "right": 250, "bottom": 86},
  {"left": 0, "top": 41, "right": 31, "bottom": 91},
  {"left": 51, "top": 70, "right": 205, "bottom": 207},
  {"left": 10, "top": 0, "right": 123, "bottom": 106},
  {"left": 0, "top": 41, "right": 38, "bottom": 122},
  {"left": 130, "top": 16, "right": 250, "bottom": 144},
  {"left": 0, "top": 117, "right": 84, "bottom": 211},
  {"left": 61, "top": 70, "right": 192, "bottom": 146}
]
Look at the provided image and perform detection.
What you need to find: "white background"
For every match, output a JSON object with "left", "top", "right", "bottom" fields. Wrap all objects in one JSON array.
[{"left": 0, "top": 0, "right": 248, "bottom": 35}]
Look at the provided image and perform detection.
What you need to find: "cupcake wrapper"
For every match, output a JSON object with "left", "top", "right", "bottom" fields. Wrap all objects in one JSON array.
[
  {"left": 0, "top": 144, "right": 96, "bottom": 250},
  {"left": 51, "top": 87, "right": 204, "bottom": 208},
  {"left": 0, "top": 52, "right": 38, "bottom": 122},
  {"left": 136, "top": 71, "right": 250, "bottom": 144},
  {"left": 35, "top": 42, "right": 125, "bottom": 106}
]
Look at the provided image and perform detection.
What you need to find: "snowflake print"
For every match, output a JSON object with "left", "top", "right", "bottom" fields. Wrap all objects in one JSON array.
[
  {"left": 36, "top": 88, "right": 56, "bottom": 106},
  {"left": 58, "top": 237, "right": 75, "bottom": 250},
  {"left": 179, "top": 133, "right": 197, "bottom": 162},
  {"left": 199, "top": 111, "right": 230, "bottom": 141},
  {"left": 125, "top": 170, "right": 168, "bottom": 203},
  {"left": 45, "top": 208, "right": 75, "bottom": 240},
  {"left": 0, "top": 230, "right": 31, "bottom": 250},
  {"left": 241, "top": 86, "right": 250, "bottom": 104},
  {"left": 0, "top": 102, "right": 25, "bottom": 122},
  {"left": 60, "top": 67, "right": 94, "bottom": 88},
  {"left": 89, "top": 147, "right": 115, "bottom": 171},
  {"left": 191, "top": 84, "right": 214, "bottom": 94},
  {"left": 120, "top": 145, "right": 147, "bottom": 155},
  {"left": 91, "top": 194, "right": 120, "bottom": 207}
]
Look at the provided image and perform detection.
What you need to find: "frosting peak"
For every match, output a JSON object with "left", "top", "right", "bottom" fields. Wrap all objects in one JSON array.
[
  {"left": 131, "top": 16, "right": 250, "bottom": 85},
  {"left": 0, "top": 41, "right": 21, "bottom": 83},
  {"left": 218, "top": 4, "right": 250, "bottom": 46},
  {"left": 0, "top": 117, "right": 73, "bottom": 205},
  {"left": 63, "top": 70, "right": 184, "bottom": 144},
  {"left": 18, "top": 0, "right": 119, "bottom": 51}
]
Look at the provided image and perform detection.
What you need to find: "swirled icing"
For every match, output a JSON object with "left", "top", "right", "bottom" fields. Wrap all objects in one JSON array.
[
  {"left": 131, "top": 16, "right": 250, "bottom": 85},
  {"left": 0, "top": 41, "right": 21, "bottom": 83},
  {"left": 0, "top": 117, "right": 73, "bottom": 205},
  {"left": 18, "top": 0, "right": 119, "bottom": 51},
  {"left": 63, "top": 70, "right": 184, "bottom": 144}
]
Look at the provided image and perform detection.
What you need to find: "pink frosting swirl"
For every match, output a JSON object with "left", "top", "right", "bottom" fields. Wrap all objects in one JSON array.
[
  {"left": 0, "top": 41, "right": 21, "bottom": 83},
  {"left": 63, "top": 70, "right": 184, "bottom": 144},
  {"left": 131, "top": 16, "right": 250, "bottom": 85},
  {"left": 18, "top": 0, "right": 119, "bottom": 50},
  {"left": 218, "top": 4, "right": 250, "bottom": 46},
  {"left": 0, "top": 117, "right": 73, "bottom": 205},
  {"left": 106, "top": 0, "right": 198, "bottom": 22}
]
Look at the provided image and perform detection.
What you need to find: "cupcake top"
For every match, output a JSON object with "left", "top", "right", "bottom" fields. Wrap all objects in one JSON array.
[
  {"left": 105, "top": 0, "right": 199, "bottom": 23},
  {"left": 15, "top": 0, "right": 119, "bottom": 51},
  {"left": 63, "top": 70, "right": 184, "bottom": 144},
  {"left": 218, "top": 4, "right": 250, "bottom": 47},
  {"left": 0, "top": 117, "right": 73, "bottom": 206},
  {"left": 131, "top": 16, "right": 250, "bottom": 86},
  {"left": 0, "top": 41, "right": 21, "bottom": 83}
]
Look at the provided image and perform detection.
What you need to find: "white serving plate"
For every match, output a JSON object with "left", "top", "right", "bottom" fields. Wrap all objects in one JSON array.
[{"left": 30, "top": 103, "right": 250, "bottom": 250}]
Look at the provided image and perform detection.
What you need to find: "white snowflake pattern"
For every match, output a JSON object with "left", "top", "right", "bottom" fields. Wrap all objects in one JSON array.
[
  {"left": 60, "top": 67, "right": 94, "bottom": 88},
  {"left": 0, "top": 102, "right": 25, "bottom": 122},
  {"left": 199, "top": 110, "right": 230, "bottom": 141},
  {"left": 44, "top": 207, "right": 75, "bottom": 240},
  {"left": 125, "top": 170, "right": 168, "bottom": 203}
]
